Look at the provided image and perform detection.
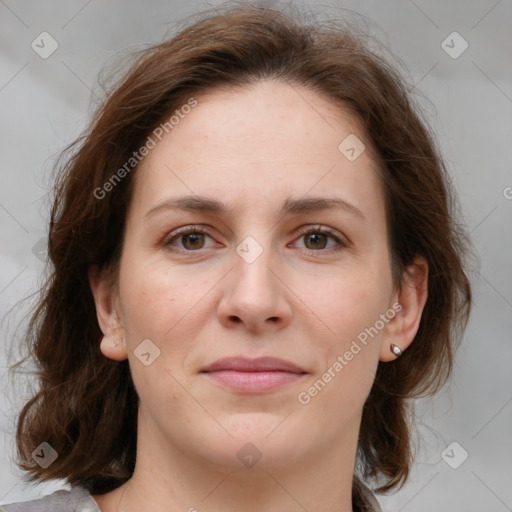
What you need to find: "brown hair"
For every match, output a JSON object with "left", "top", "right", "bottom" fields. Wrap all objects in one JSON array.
[{"left": 9, "top": 1, "right": 471, "bottom": 496}]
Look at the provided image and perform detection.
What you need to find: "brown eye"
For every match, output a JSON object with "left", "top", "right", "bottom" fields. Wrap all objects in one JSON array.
[
  {"left": 164, "top": 226, "right": 215, "bottom": 251},
  {"left": 181, "top": 232, "right": 206, "bottom": 250},
  {"left": 292, "top": 226, "right": 348, "bottom": 253},
  {"left": 303, "top": 232, "right": 329, "bottom": 250}
]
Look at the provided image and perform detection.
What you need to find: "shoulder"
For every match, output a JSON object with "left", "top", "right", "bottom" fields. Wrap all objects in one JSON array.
[{"left": 0, "top": 486, "right": 100, "bottom": 512}]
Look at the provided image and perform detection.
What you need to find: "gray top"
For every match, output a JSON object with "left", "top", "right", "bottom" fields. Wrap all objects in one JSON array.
[
  {"left": 0, "top": 478, "right": 382, "bottom": 511},
  {"left": 0, "top": 486, "right": 101, "bottom": 512}
]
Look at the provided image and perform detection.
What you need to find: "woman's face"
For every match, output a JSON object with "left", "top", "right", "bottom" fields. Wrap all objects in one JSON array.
[{"left": 94, "top": 80, "right": 423, "bottom": 473}]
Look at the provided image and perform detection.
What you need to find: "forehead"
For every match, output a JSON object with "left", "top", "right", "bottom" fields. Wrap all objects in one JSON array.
[
  {"left": 167, "top": 80, "right": 371, "bottom": 158},
  {"left": 131, "top": 80, "right": 384, "bottom": 221}
]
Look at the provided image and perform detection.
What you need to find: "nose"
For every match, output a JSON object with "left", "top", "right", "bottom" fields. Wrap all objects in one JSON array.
[{"left": 217, "top": 237, "right": 293, "bottom": 333}]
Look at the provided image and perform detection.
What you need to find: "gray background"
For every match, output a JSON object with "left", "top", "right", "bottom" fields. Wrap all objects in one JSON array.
[{"left": 1, "top": 1, "right": 511, "bottom": 510}]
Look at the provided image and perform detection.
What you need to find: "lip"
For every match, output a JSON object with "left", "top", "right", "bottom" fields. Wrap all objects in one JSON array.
[
  {"left": 201, "top": 356, "right": 306, "bottom": 373},
  {"left": 200, "top": 356, "right": 307, "bottom": 393}
]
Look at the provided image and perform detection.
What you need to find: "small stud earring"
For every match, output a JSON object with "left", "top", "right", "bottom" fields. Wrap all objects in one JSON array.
[
  {"left": 390, "top": 344, "right": 402, "bottom": 357},
  {"left": 111, "top": 339, "right": 121, "bottom": 348}
]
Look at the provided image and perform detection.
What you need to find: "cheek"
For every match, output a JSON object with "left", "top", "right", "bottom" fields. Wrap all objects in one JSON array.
[
  {"left": 299, "top": 280, "right": 388, "bottom": 422},
  {"left": 116, "top": 257, "right": 197, "bottom": 410},
  {"left": 121, "top": 275, "right": 173, "bottom": 335},
  {"left": 116, "top": 250, "right": 181, "bottom": 348},
  {"left": 300, "top": 264, "right": 392, "bottom": 406},
  {"left": 305, "top": 264, "right": 392, "bottom": 343},
  {"left": 117, "top": 251, "right": 215, "bottom": 360}
]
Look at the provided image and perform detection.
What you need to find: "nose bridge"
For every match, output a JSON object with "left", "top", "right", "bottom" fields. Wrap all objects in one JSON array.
[
  {"left": 216, "top": 227, "right": 293, "bottom": 330},
  {"left": 233, "top": 231, "right": 277, "bottom": 295}
]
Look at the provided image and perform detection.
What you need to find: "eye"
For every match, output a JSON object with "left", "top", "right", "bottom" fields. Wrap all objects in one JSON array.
[
  {"left": 163, "top": 224, "right": 349, "bottom": 254},
  {"left": 291, "top": 225, "right": 349, "bottom": 253},
  {"left": 163, "top": 226, "right": 217, "bottom": 251}
]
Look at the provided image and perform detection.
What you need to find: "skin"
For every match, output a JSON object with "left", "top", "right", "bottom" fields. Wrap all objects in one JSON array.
[{"left": 89, "top": 80, "right": 428, "bottom": 512}]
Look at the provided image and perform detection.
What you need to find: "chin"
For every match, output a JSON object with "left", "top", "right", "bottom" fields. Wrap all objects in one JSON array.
[{"left": 190, "top": 417, "right": 308, "bottom": 469}]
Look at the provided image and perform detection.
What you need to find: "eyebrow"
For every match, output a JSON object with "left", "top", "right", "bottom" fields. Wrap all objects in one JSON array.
[{"left": 145, "top": 195, "right": 365, "bottom": 220}]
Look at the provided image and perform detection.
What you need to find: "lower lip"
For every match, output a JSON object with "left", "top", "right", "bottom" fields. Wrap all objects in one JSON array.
[{"left": 202, "top": 370, "right": 305, "bottom": 393}]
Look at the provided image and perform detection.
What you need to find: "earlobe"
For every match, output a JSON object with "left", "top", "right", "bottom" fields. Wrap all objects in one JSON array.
[
  {"left": 380, "top": 256, "right": 428, "bottom": 362},
  {"left": 99, "top": 335, "right": 128, "bottom": 361}
]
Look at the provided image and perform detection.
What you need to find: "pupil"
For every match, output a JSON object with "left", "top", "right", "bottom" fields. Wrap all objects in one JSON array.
[
  {"left": 307, "top": 233, "right": 326, "bottom": 249},
  {"left": 185, "top": 233, "right": 203, "bottom": 249}
]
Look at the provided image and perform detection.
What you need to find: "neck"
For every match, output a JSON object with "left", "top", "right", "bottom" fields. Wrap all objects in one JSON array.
[{"left": 93, "top": 413, "right": 361, "bottom": 512}]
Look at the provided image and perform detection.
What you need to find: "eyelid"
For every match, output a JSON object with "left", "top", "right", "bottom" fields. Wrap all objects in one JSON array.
[{"left": 162, "top": 225, "right": 215, "bottom": 248}]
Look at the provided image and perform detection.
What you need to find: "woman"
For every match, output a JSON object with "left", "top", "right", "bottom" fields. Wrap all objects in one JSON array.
[{"left": 2, "top": 3, "right": 471, "bottom": 511}]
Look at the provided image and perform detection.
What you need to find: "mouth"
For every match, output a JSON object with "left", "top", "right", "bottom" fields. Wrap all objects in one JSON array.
[{"left": 200, "top": 356, "right": 308, "bottom": 393}]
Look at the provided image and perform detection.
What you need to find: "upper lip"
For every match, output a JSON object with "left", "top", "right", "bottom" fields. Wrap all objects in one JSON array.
[{"left": 201, "top": 356, "right": 307, "bottom": 374}]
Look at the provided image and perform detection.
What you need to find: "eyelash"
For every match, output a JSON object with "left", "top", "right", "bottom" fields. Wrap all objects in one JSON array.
[{"left": 163, "top": 225, "right": 349, "bottom": 254}]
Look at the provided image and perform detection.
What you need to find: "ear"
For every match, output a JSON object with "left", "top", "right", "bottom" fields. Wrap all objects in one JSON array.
[
  {"left": 89, "top": 265, "right": 128, "bottom": 361},
  {"left": 379, "top": 256, "right": 428, "bottom": 362}
]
